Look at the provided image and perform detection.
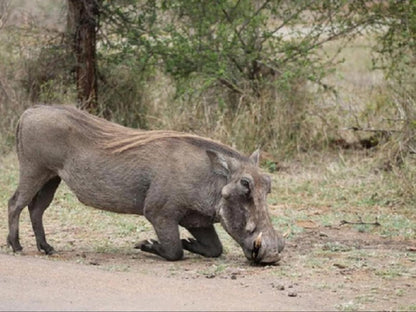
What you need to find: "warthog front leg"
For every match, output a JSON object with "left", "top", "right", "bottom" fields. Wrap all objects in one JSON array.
[
  {"left": 135, "top": 219, "right": 184, "bottom": 261},
  {"left": 182, "top": 225, "right": 223, "bottom": 258}
]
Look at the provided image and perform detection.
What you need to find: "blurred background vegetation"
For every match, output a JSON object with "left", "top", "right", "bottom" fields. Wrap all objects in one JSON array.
[{"left": 0, "top": 0, "right": 415, "bottom": 201}]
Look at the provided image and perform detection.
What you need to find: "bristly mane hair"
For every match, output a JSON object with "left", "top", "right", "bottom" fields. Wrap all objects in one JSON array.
[{"left": 49, "top": 105, "right": 248, "bottom": 161}]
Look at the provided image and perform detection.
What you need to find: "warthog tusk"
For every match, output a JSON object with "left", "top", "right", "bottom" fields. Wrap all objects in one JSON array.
[
  {"left": 252, "top": 232, "right": 263, "bottom": 260},
  {"left": 254, "top": 232, "right": 262, "bottom": 249}
]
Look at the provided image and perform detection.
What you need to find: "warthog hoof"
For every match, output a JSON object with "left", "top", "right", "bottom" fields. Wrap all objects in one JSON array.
[
  {"left": 7, "top": 235, "right": 23, "bottom": 253},
  {"left": 134, "top": 239, "right": 158, "bottom": 251}
]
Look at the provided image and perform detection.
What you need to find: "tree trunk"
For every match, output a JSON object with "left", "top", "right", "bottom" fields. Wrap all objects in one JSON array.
[{"left": 67, "top": 0, "right": 100, "bottom": 113}]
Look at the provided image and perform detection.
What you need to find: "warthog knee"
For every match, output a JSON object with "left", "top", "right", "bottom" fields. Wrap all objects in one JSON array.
[
  {"left": 164, "top": 249, "right": 183, "bottom": 261},
  {"left": 207, "top": 244, "right": 223, "bottom": 257}
]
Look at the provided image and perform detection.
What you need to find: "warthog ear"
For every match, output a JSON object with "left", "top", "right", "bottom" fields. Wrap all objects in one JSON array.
[
  {"left": 206, "top": 150, "right": 230, "bottom": 178},
  {"left": 249, "top": 149, "right": 260, "bottom": 166}
]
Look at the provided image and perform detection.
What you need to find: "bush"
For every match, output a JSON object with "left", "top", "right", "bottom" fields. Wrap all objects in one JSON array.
[{"left": 98, "top": 0, "right": 368, "bottom": 155}]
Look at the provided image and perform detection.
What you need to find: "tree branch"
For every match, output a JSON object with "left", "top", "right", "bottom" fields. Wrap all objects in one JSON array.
[
  {"left": 236, "top": 0, "right": 272, "bottom": 37},
  {"left": 218, "top": 78, "right": 243, "bottom": 94},
  {"left": 220, "top": 7, "right": 248, "bottom": 53},
  {"left": 259, "top": 0, "right": 311, "bottom": 46}
]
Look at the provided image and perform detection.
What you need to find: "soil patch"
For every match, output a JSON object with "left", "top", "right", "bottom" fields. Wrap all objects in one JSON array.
[{"left": 1, "top": 225, "right": 415, "bottom": 311}]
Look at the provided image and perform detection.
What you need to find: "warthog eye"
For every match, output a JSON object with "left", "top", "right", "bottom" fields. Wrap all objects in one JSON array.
[
  {"left": 240, "top": 178, "right": 251, "bottom": 196},
  {"left": 240, "top": 178, "right": 250, "bottom": 189}
]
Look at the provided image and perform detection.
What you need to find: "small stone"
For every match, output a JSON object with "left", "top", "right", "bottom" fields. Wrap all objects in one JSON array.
[
  {"left": 276, "top": 285, "right": 285, "bottom": 291},
  {"left": 288, "top": 292, "right": 297, "bottom": 297},
  {"left": 333, "top": 263, "right": 347, "bottom": 269},
  {"left": 231, "top": 274, "right": 237, "bottom": 280}
]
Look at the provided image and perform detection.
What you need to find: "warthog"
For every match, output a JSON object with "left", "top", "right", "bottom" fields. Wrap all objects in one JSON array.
[{"left": 7, "top": 105, "right": 284, "bottom": 264}]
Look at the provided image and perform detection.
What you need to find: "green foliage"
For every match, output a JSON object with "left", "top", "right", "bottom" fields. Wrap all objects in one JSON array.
[
  {"left": 362, "top": 1, "right": 416, "bottom": 192},
  {"left": 97, "top": 0, "right": 370, "bottom": 153},
  {"left": 370, "top": 0, "right": 416, "bottom": 76},
  {"left": 1, "top": 0, "right": 416, "bottom": 162},
  {"left": 264, "top": 160, "right": 278, "bottom": 173},
  {"left": 151, "top": 0, "right": 366, "bottom": 96}
]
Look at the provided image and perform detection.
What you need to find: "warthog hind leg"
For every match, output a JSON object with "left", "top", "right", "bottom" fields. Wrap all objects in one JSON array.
[
  {"left": 182, "top": 225, "right": 223, "bottom": 258},
  {"left": 7, "top": 191, "right": 24, "bottom": 252},
  {"left": 28, "top": 176, "right": 61, "bottom": 255},
  {"left": 8, "top": 167, "right": 55, "bottom": 253}
]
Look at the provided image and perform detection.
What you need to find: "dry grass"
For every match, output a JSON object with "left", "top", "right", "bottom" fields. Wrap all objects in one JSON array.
[{"left": 270, "top": 150, "right": 415, "bottom": 239}]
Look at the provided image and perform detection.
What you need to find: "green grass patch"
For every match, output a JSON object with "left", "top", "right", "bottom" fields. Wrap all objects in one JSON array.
[{"left": 269, "top": 151, "right": 416, "bottom": 240}]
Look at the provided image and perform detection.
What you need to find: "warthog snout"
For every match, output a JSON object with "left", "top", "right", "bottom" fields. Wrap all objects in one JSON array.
[{"left": 244, "top": 231, "right": 285, "bottom": 265}]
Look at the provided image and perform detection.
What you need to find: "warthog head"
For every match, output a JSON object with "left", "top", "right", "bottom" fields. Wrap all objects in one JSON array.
[{"left": 208, "top": 149, "right": 285, "bottom": 264}]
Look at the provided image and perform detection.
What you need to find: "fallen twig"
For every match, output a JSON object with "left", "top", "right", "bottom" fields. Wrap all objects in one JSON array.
[{"left": 339, "top": 216, "right": 381, "bottom": 227}]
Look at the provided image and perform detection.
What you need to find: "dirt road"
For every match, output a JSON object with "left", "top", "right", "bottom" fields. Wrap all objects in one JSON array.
[
  {"left": 1, "top": 225, "right": 415, "bottom": 311},
  {"left": 1, "top": 252, "right": 329, "bottom": 311}
]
